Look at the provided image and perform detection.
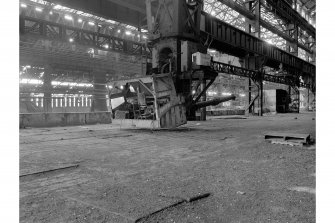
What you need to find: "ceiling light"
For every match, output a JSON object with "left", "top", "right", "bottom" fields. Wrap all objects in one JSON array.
[
  {"left": 125, "top": 31, "right": 132, "bottom": 35},
  {"left": 20, "top": 3, "right": 27, "bottom": 8},
  {"left": 35, "top": 7, "right": 43, "bottom": 12},
  {"left": 103, "top": 44, "right": 109, "bottom": 49},
  {"left": 117, "top": 29, "right": 121, "bottom": 33},
  {"left": 64, "top": 15, "right": 73, "bottom": 20},
  {"left": 69, "top": 38, "right": 74, "bottom": 42},
  {"left": 211, "top": 11, "right": 216, "bottom": 16},
  {"left": 120, "top": 85, "right": 124, "bottom": 89},
  {"left": 78, "top": 18, "right": 82, "bottom": 23},
  {"left": 88, "top": 21, "right": 95, "bottom": 26},
  {"left": 49, "top": 11, "right": 53, "bottom": 15}
]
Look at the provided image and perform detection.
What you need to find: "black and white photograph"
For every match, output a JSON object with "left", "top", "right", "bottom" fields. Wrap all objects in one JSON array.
[{"left": 1, "top": 0, "right": 334, "bottom": 222}]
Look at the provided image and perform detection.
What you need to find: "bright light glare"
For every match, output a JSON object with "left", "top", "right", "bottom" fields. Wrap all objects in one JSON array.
[
  {"left": 88, "top": 21, "right": 95, "bottom": 26},
  {"left": 78, "top": 18, "right": 83, "bottom": 23},
  {"left": 51, "top": 81, "right": 93, "bottom": 87},
  {"left": 64, "top": 15, "right": 73, "bottom": 21},
  {"left": 35, "top": 7, "right": 43, "bottom": 12},
  {"left": 103, "top": 44, "right": 109, "bottom": 49},
  {"left": 117, "top": 29, "right": 121, "bottom": 33},
  {"left": 192, "top": 90, "right": 196, "bottom": 95},
  {"left": 21, "top": 3, "right": 27, "bottom": 8},
  {"left": 120, "top": 86, "right": 124, "bottom": 89},
  {"left": 49, "top": 11, "right": 53, "bottom": 15},
  {"left": 20, "top": 79, "right": 43, "bottom": 85},
  {"left": 222, "top": 92, "right": 232, "bottom": 96},
  {"left": 211, "top": 11, "right": 216, "bottom": 16},
  {"left": 69, "top": 38, "right": 74, "bottom": 42},
  {"left": 125, "top": 31, "right": 132, "bottom": 35},
  {"left": 239, "top": 93, "right": 246, "bottom": 97},
  {"left": 143, "top": 35, "right": 147, "bottom": 39},
  {"left": 208, "top": 49, "right": 216, "bottom": 53}
]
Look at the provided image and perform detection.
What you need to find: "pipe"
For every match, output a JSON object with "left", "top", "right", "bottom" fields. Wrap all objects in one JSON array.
[{"left": 191, "top": 95, "right": 236, "bottom": 110}]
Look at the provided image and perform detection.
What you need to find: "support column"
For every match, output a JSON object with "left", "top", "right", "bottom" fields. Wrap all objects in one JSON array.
[
  {"left": 307, "top": 88, "right": 310, "bottom": 111},
  {"left": 259, "top": 74, "right": 263, "bottom": 116},
  {"left": 292, "top": 24, "right": 299, "bottom": 56},
  {"left": 43, "top": 66, "right": 52, "bottom": 113},
  {"left": 248, "top": 78, "right": 252, "bottom": 113},
  {"left": 254, "top": 0, "right": 261, "bottom": 38},
  {"left": 91, "top": 72, "right": 107, "bottom": 112},
  {"left": 200, "top": 79, "right": 207, "bottom": 121}
]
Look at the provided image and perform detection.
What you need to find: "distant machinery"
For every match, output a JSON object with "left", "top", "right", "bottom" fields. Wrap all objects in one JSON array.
[
  {"left": 109, "top": 0, "right": 315, "bottom": 128},
  {"left": 109, "top": 0, "right": 236, "bottom": 128}
]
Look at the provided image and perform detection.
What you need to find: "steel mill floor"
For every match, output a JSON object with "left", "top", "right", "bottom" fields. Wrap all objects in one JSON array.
[{"left": 20, "top": 112, "right": 316, "bottom": 223}]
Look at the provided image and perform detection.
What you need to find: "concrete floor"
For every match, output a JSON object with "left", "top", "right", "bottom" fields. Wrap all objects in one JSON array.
[{"left": 20, "top": 113, "right": 316, "bottom": 223}]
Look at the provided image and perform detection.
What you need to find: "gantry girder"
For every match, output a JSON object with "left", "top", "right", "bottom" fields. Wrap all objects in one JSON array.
[{"left": 21, "top": 0, "right": 315, "bottom": 84}]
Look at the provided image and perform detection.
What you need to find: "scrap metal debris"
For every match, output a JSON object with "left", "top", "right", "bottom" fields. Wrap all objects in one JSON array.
[
  {"left": 135, "top": 192, "right": 211, "bottom": 223},
  {"left": 264, "top": 132, "right": 311, "bottom": 147},
  {"left": 20, "top": 164, "right": 79, "bottom": 178}
]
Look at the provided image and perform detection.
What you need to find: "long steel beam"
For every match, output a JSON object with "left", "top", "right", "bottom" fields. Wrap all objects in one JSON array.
[
  {"left": 215, "top": 0, "right": 312, "bottom": 54},
  {"left": 261, "top": 0, "right": 315, "bottom": 37},
  {"left": 211, "top": 60, "right": 310, "bottom": 88},
  {"left": 200, "top": 11, "right": 315, "bottom": 77},
  {"left": 20, "top": 16, "right": 149, "bottom": 56}
]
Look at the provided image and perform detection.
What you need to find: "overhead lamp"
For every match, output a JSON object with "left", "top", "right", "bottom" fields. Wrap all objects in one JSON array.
[
  {"left": 103, "top": 44, "right": 109, "bottom": 49},
  {"left": 69, "top": 38, "right": 74, "bottom": 42},
  {"left": 49, "top": 11, "right": 53, "bottom": 15},
  {"left": 78, "top": 18, "right": 83, "bottom": 23},
  {"left": 120, "top": 85, "right": 124, "bottom": 89},
  {"left": 125, "top": 31, "right": 132, "bottom": 35},
  {"left": 35, "top": 7, "right": 43, "bottom": 12},
  {"left": 98, "top": 24, "right": 102, "bottom": 27},
  {"left": 192, "top": 90, "right": 196, "bottom": 95},
  {"left": 20, "top": 3, "right": 27, "bottom": 8},
  {"left": 64, "top": 15, "right": 73, "bottom": 21},
  {"left": 88, "top": 21, "right": 95, "bottom": 26},
  {"left": 117, "top": 29, "right": 121, "bottom": 33},
  {"left": 107, "top": 20, "right": 116, "bottom": 24},
  {"left": 210, "top": 11, "right": 216, "bottom": 16}
]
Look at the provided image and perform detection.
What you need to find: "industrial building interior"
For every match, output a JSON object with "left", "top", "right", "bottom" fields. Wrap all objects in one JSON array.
[{"left": 10, "top": 0, "right": 328, "bottom": 222}]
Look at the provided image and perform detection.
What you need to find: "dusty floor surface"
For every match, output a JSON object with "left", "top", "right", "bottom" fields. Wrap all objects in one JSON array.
[{"left": 20, "top": 113, "right": 316, "bottom": 223}]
